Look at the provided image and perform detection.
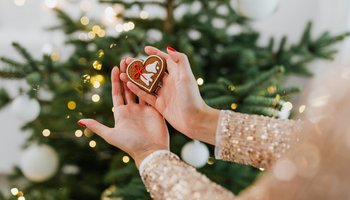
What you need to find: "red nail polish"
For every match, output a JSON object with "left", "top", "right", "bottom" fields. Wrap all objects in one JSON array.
[
  {"left": 77, "top": 121, "right": 86, "bottom": 127},
  {"left": 167, "top": 46, "right": 176, "bottom": 52}
]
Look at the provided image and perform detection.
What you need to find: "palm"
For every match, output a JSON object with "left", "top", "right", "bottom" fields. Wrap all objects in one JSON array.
[{"left": 113, "top": 105, "right": 168, "bottom": 153}]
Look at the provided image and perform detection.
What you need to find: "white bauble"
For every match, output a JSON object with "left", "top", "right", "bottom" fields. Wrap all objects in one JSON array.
[
  {"left": 181, "top": 140, "right": 209, "bottom": 168},
  {"left": 11, "top": 95, "right": 40, "bottom": 122},
  {"left": 237, "top": 0, "right": 280, "bottom": 20},
  {"left": 20, "top": 144, "right": 59, "bottom": 182}
]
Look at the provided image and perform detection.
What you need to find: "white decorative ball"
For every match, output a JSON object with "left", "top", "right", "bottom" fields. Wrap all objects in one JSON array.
[
  {"left": 181, "top": 140, "right": 209, "bottom": 168},
  {"left": 237, "top": 0, "right": 280, "bottom": 20},
  {"left": 11, "top": 95, "right": 40, "bottom": 122},
  {"left": 20, "top": 144, "right": 59, "bottom": 182}
]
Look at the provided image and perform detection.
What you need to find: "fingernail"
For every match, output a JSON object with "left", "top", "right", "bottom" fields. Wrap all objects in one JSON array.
[
  {"left": 167, "top": 46, "right": 176, "bottom": 52},
  {"left": 77, "top": 121, "right": 86, "bottom": 127}
]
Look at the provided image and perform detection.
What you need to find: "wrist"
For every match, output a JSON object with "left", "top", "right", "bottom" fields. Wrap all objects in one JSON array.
[
  {"left": 134, "top": 147, "right": 169, "bottom": 169},
  {"left": 188, "top": 104, "right": 220, "bottom": 145}
]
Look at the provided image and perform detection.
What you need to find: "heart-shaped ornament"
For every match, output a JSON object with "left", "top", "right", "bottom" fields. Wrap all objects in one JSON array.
[{"left": 126, "top": 55, "right": 167, "bottom": 93}]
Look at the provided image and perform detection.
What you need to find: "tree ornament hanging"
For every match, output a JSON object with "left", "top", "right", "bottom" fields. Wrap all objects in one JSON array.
[
  {"left": 236, "top": 0, "right": 280, "bottom": 20},
  {"left": 181, "top": 140, "right": 209, "bottom": 168},
  {"left": 11, "top": 95, "right": 40, "bottom": 122},
  {"left": 19, "top": 144, "right": 59, "bottom": 182}
]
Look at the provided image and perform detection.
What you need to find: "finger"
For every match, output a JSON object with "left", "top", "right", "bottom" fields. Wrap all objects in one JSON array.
[
  {"left": 120, "top": 57, "right": 127, "bottom": 73},
  {"left": 166, "top": 47, "right": 191, "bottom": 67},
  {"left": 111, "top": 66, "right": 124, "bottom": 107},
  {"left": 120, "top": 72, "right": 129, "bottom": 83},
  {"left": 144, "top": 46, "right": 177, "bottom": 74},
  {"left": 120, "top": 59, "right": 135, "bottom": 104},
  {"left": 123, "top": 82, "right": 135, "bottom": 104},
  {"left": 125, "top": 57, "right": 135, "bottom": 65},
  {"left": 126, "top": 81, "right": 157, "bottom": 107},
  {"left": 78, "top": 119, "right": 111, "bottom": 140}
]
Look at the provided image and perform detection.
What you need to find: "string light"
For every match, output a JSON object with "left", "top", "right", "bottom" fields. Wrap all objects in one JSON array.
[
  {"left": 50, "top": 50, "right": 60, "bottom": 61},
  {"left": 267, "top": 85, "right": 277, "bottom": 94},
  {"left": 90, "top": 74, "right": 105, "bottom": 84},
  {"left": 82, "top": 74, "right": 91, "bottom": 83},
  {"left": 259, "top": 168, "right": 265, "bottom": 171},
  {"left": 97, "top": 30, "right": 105, "bottom": 38},
  {"left": 92, "top": 25, "right": 101, "bottom": 33},
  {"left": 112, "top": 107, "right": 114, "bottom": 112},
  {"left": 115, "top": 24, "right": 123, "bottom": 32},
  {"left": 140, "top": 10, "right": 149, "bottom": 19},
  {"left": 109, "top": 43, "right": 117, "bottom": 48},
  {"left": 207, "top": 157, "right": 215, "bottom": 165},
  {"left": 75, "top": 130, "right": 83, "bottom": 137},
  {"left": 92, "top": 60, "right": 102, "bottom": 70},
  {"left": 67, "top": 101, "right": 77, "bottom": 110},
  {"left": 299, "top": 105, "right": 306, "bottom": 113},
  {"left": 93, "top": 81, "right": 101, "bottom": 88},
  {"left": 231, "top": 103, "right": 238, "bottom": 110},
  {"left": 228, "top": 85, "right": 236, "bottom": 91},
  {"left": 18, "top": 197, "right": 25, "bottom": 200},
  {"left": 84, "top": 128, "right": 93, "bottom": 137},
  {"left": 44, "top": 0, "right": 58, "bottom": 8},
  {"left": 122, "top": 156, "right": 130, "bottom": 163},
  {"left": 92, "top": 94, "right": 100, "bottom": 102},
  {"left": 80, "top": 16, "right": 90, "bottom": 26},
  {"left": 10, "top": 188, "right": 19, "bottom": 196},
  {"left": 282, "top": 102, "right": 293, "bottom": 111},
  {"left": 89, "top": 140, "right": 97, "bottom": 148},
  {"left": 88, "top": 31, "right": 96, "bottom": 39},
  {"left": 122, "top": 22, "right": 135, "bottom": 32},
  {"left": 42, "top": 129, "right": 51, "bottom": 137},
  {"left": 97, "top": 49, "right": 105, "bottom": 58},
  {"left": 14, "top": 0, "right": 26, "bottom": 6},
  {"left": 196, "top": 78, "right": 204, "bottom": 86}
]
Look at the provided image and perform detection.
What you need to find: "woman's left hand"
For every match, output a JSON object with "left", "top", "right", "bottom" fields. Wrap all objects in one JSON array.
[{"left": 78, "top": 59, "right": 169, "bottom": 168}]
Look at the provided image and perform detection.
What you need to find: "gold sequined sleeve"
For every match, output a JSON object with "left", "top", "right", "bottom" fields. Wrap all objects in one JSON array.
[
  {"left": 139, "top": 150, "right": 235, "bottom": 200},
  {"left": 215, "top": 110, "right": 302, "bottom": 169}
]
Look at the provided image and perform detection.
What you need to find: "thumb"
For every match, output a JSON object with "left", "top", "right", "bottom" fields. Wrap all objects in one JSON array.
[{"left": 77, "top": 119, "right": 111, "bottom": 140}]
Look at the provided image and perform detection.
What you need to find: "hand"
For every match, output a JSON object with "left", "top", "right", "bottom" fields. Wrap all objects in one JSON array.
[
  {"left": 120, "top": 46, "right": 219, "bottom": 145},
  {"left": 78, "top": 59, "right": 169, "bottom": 168}
]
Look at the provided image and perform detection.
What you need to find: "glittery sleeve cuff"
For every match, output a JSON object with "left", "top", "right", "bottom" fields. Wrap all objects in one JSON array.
[
  {"left": 140, "top": 150, "right": 235, "bottom": 200},
  {"left": 215, "top": 110, "right": 302, "bottom": 169}
]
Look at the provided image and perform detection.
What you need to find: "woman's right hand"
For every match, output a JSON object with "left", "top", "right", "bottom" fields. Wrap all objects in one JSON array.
[{"left": 120, "top": 46, "right": 220, "bottom": 145}]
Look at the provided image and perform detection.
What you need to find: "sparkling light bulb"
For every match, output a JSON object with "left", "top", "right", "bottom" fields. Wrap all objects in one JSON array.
[
  {"left": 89, "top": 140, "right": 96, "bottom": 148},
  {"left": 10, "top": 188, "right": 19, "bottom": 196},
  {"left": 122, "top": 156, "right": 130, "bottom": 163},
  {"left": 75, "top": 130, "right": 83, "bottom": 137},
  {"left": 42, "top": 129, "right": 51, "bottom": 137},
  {"left": 140, "top": 10, "right": 149, "bottom": 19},
  {"left": 196, "top": 78, "right": 204, "bottom": 86},
  {"left": 92, "top": 94, "right": 100, "bottom": 102}
]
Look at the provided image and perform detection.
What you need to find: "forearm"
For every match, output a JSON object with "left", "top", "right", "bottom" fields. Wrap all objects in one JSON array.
[
  {"left": 214, "top": 110, "right": 303, "bottom": 169},
  {"left": 139, "top": 150, "right": 235, "bottom": 200}
]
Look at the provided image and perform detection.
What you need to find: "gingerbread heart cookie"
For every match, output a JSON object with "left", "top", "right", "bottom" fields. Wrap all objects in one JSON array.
[{"left": 126, "top": 55, "right": 167, "bottom": 93}]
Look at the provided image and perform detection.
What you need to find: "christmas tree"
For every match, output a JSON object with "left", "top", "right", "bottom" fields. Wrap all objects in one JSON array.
[{"left": 0, "top": 0, "right": 349, "bottom": 199}]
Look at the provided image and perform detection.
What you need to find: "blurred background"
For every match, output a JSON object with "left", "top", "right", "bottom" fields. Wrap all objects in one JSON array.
[{"left": 0, "top": 0, "right": 350, "bottom": 199}]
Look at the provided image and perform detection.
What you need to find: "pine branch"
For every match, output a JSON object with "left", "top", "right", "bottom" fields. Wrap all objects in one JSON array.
[
  {"left": 0, "top": 69, "right": 25, "bottom": 79},
  {"left": 12, "top": 42, "right": 38, "bottom": 71},
  {"left": 0, "top": 88, "right": 11, "bottom": 109},
  {"left": 205, "top": 95, "right": 236, "bottom": 109},
  {"left": 0, "top": 57, "right": 23, "bottom": 68},
  {"left": 238, "top": 105, "right": 278, "bottom": 117},
  {"left": 243, "top": 95, "right": 281, "bottom": 107},
  {"left": 235, "top": 66, "right": 285, "bottom": 97},
  {"left": 99, "top": 0, "right": 164, "bottom": 7}
]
